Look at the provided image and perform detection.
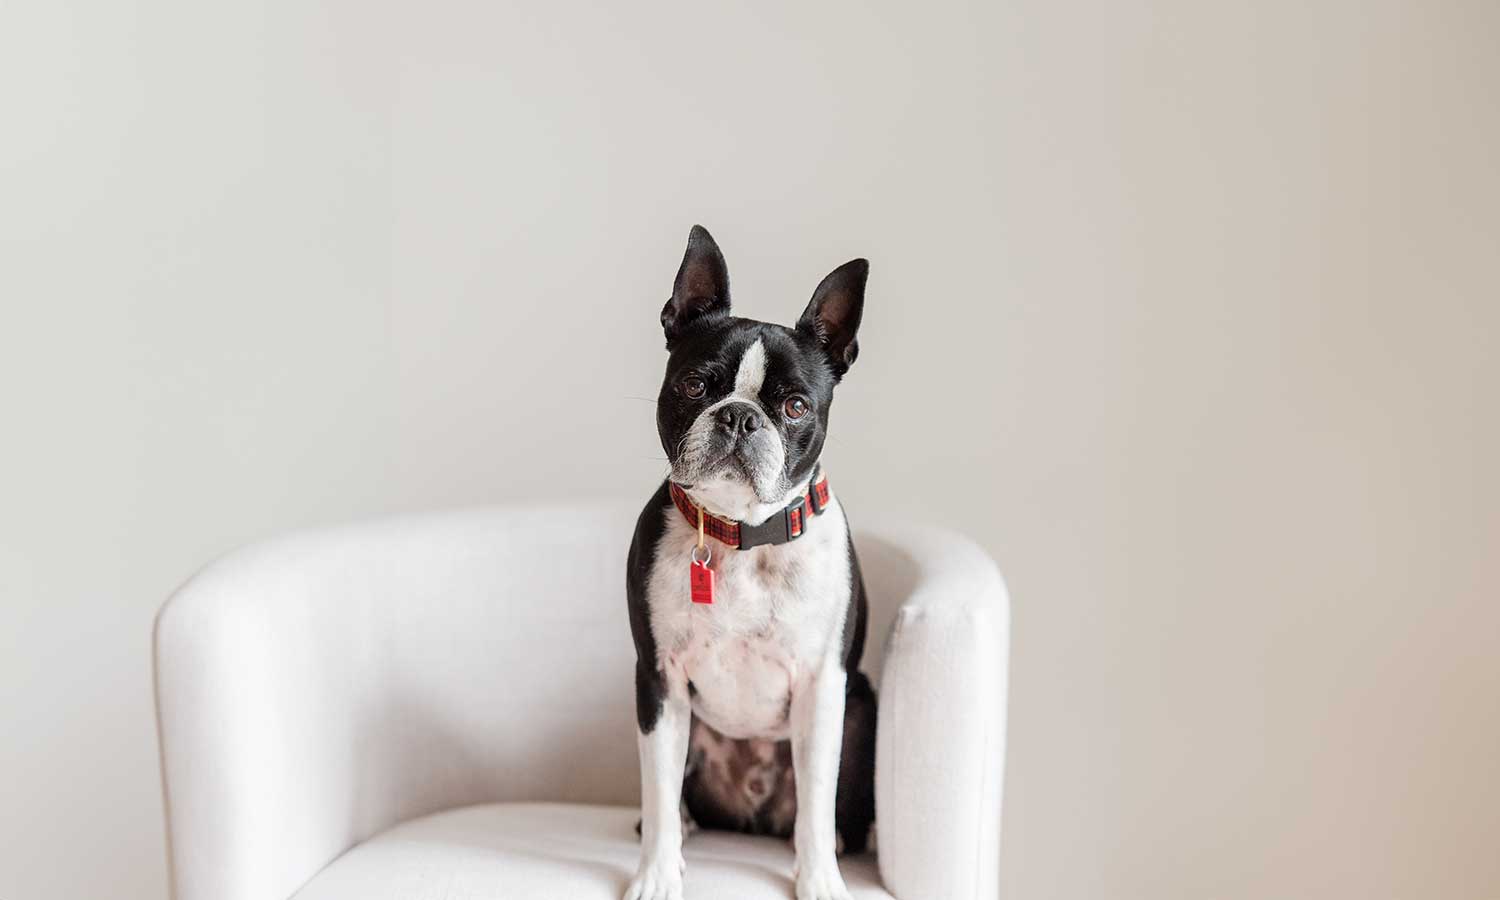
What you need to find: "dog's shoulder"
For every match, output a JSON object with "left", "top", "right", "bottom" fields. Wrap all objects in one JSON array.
[
  {"left": 627, "top": 481, "right": 672, "bottom": 603},
  {"left": 626, "top": 482, "right": 672, "bottom": 663}
]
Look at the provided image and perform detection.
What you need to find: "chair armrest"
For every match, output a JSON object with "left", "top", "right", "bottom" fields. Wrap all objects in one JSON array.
[
  {"left": 154, "top": 538, "right": 358, "bottom": 900},
  {"left": 873, "top": 529, "right": 1009, "bottom": 900}
]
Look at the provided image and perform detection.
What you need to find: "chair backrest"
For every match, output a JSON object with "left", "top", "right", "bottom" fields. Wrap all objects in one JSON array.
[{"left": 155, "top": 501, "right": 918, "bottom": 900}]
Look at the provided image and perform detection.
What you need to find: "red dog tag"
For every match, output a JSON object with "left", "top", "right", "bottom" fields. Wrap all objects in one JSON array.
[{"left": 690, "top": 558, "right": 715, "bottom": 604}]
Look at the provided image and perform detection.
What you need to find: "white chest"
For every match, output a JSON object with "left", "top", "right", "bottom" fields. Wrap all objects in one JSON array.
[{"left": 645, "top": 498, "right": 852, "bottom": 740}]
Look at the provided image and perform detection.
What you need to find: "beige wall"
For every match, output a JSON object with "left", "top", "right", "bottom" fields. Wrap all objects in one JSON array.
[{"left": 3, "top": 1, "right": 1497, "bottom": 897}]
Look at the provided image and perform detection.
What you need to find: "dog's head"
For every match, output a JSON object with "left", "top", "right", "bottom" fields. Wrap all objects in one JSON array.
[{"left": 655, "top": 225, "right": 867, "bottom": 524}]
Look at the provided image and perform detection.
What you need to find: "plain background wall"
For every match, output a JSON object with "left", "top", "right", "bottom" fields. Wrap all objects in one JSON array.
[{"left": 2, "top": 1, "right": 1497, "bottom": 898}]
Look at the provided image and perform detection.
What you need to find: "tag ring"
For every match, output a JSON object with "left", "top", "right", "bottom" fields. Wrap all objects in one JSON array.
[{"left": 691, "top": 543, "right": 711, "bottom": 565}]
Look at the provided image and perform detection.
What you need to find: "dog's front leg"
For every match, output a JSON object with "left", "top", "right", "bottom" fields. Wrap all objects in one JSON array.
[
  {"left": 628, "top": 662, "right": 691, "bottom": 900},
  {"left": 790, "top": 663, "right": 852, "bottom": 900}
]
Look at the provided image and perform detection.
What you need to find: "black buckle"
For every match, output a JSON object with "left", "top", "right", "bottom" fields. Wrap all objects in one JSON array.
[{"left": 737, "top": 504, "right": 795, "bottom": 549}]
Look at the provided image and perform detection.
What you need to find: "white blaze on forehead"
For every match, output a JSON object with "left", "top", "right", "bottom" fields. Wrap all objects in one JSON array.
[{"left": 733, "top": 338, "right": 768, "bottom": 399}]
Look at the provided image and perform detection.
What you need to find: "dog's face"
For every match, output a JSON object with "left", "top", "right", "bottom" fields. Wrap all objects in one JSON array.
[{"left": 655, "top": 226, "right": 867, "bottom": 523}]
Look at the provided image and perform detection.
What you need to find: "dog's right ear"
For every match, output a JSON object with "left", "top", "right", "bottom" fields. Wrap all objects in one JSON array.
[{"left": 661, "top": 225, "right": 731, "bottom": 346}]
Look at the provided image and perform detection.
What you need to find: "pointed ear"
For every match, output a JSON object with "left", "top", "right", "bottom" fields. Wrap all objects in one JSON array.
[
  {"left": 797, "top": 259, "right": 868, "bottom": 378},
  {"left": 660, "top": 225, "right": 731, "bottom": 345}
]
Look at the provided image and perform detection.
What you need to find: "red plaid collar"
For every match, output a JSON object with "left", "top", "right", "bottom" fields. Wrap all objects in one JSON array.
[{"left": 669, "top": 469, "right": 832, "bottom": 550}]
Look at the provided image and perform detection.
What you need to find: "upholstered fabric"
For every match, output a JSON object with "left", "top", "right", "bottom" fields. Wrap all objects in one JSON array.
[
  {"left": 154, "top": 503, "right": 1008, "bottom": 900},
  {"left": 290, "top": 802, "right": 892, "bottom": 899}
]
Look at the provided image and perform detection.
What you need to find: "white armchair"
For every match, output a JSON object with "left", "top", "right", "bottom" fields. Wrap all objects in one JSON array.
[{"left": 154, "top": 503, "right": 1009, "bottom": 900}]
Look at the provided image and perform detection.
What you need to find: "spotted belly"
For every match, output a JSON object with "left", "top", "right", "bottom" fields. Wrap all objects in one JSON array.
[{"left": 683, "top": 717, "right": 797, "bottom": 838}]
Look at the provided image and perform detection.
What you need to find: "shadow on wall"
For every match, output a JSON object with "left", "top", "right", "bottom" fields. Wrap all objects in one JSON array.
[{"left": 853, "top": 532, "right": 921, "bottom": 685}]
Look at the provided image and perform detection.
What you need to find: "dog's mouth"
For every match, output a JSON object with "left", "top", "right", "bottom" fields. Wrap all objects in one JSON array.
[
  {"left": 674, "top": 442, "right": 783, "bottom": 497},
  {"left": 676, "top": 446, "right": 750, "bottom": 484},
  {"left": 669, "top": 411, "right": 789, "bottom": 507}
]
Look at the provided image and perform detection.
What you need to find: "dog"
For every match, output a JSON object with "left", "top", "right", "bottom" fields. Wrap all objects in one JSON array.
[{"left": 626, "top": 226, "right": 876, "bottom": 900}]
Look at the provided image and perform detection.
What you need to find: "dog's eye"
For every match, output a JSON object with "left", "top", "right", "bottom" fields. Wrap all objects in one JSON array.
[
  {"left": 682, "top": 377, "right": 707, "bottom": 400},
  {"left": 783, "top": 396, "right": 809, "bottom": 421}
]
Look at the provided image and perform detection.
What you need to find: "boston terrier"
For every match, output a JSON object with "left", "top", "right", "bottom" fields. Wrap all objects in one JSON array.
[{"left": 626, "top": 226, "right": 876, "bottom": 900}]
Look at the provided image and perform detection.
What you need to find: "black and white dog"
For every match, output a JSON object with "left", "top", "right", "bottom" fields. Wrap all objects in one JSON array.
[{"left": 626, "top": 226, "right": 876, "bottom": 900}]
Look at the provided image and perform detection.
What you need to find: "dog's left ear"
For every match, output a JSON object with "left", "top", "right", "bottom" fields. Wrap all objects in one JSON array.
[{"left": 797, "top": 259, "right": 868, "bottom": 379}]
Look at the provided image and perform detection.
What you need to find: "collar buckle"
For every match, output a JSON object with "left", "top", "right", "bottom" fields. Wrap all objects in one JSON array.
[{"left": 737, "top": 506, "right": 795, "bottom": 550}]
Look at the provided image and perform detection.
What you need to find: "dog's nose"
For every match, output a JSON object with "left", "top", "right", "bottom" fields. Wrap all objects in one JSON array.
[{"left": 716, "top": 403, "right": 764, "bottom": 435}]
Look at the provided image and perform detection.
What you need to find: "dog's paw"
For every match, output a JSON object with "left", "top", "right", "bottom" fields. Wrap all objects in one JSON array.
[
  {"left": 794, "top": 860, "right": 852, "bottom": 900},
  {"left": 624, "top": 854, "right": 685, "bottom": 900}
]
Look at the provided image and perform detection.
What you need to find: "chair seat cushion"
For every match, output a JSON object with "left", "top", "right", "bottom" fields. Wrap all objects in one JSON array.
[{"left": 293, "top": 802, "right": 893, "bottom": 900}]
